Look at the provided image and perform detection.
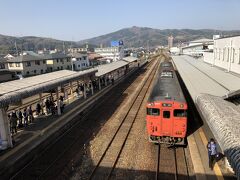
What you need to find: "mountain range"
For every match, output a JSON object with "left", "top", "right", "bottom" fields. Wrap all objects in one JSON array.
[
  {"left": 0, "top": 34, "right": 77, "bottom": 55},
  {"left": 78, "top": 26, "right": 240, "bottom": 47},
  {"left": 1, "top": 26, "right": 240, "bottom": 55}
]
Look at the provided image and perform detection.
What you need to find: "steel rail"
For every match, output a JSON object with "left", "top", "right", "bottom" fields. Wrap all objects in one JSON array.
[
  {"left": 88, "top": 59, "right": 159, "bottom": 180},
  {"left": 10, "top": 59, "right": 153, "bottom": 180}
]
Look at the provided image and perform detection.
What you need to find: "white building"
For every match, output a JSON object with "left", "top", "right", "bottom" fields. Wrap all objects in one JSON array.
[
  {"left": 204, "top": 35, "right": 240, "bottom": 74},
  {"left": 7, "top": 52, "right": 48, "bottom": 77},
  {"left": 94, "top": 46, "right": 122, "bottom": 62},
  {"left": 6, "top": 51, "right": 72, "bottom": 77},
  {"left": 170, "top": 47, "right": 180, "bottom": 55},
  {"left": 46, "top": 53, "right": 71, "bottom": 72},
  {"left": 68, "top": 47, "right": 88, "bottom": 53},
  {"left": 71, "top": 53, "right": 90, "bottom": 71},
  {"left": 182, "top": 38, "right": 213, "bottom": 56}
]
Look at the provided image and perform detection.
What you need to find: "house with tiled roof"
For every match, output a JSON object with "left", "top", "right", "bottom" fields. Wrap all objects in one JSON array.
[{"left": 5, "top": 51, "right": 71, "bottom": 77}]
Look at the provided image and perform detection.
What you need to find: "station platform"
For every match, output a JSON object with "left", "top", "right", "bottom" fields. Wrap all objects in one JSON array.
[
  {"left": 0, "top": 90, "right": 96, "bottom": 178},
  {"left": 0, "top": 64, "right": 143, "bottom": 179},
  {"left": 172, "top": 55, "right": 239, "bottom": 179},
  {"left": 172, "top": 55, "right": 240, "bottom": 100}
]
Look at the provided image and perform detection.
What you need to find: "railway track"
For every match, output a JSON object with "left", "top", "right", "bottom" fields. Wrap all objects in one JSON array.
[
  {"left": 88, "top": 59, "right": 159, "bottom": 179},
  {"left": 9, "top": 58, "right": 155, "bottom": 180},
  {"left": 155, "top": 145, "right": 189, "bottom": 180}
]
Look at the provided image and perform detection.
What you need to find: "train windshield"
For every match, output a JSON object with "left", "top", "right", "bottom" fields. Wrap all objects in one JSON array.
[
  {"left": 147, "top": 108, "right": 160, "bottom": 116},
  {"left": 174, "top": 109, "right": 187, "bottom": 117}
]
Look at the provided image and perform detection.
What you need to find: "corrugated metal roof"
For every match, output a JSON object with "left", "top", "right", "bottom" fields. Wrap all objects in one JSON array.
[
  {"left": 7, "top": 53, "right": 69, "bottom": 62},
  {"left": 0, "top": 69, "right": 97, "bottom": 108},
  {"left": 190, "top": 38, "right": 213, "bottom": 43},
  {"left": 96, "top": 60, "right": 128, "bottom": 77},
  {"left": 122, "top": 56, "right": 138, "bottom": 63}
]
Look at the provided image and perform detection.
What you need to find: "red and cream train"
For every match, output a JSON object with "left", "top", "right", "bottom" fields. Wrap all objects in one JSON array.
[{"left": 146, "top": 60, "right": 188, "bottom": 145}]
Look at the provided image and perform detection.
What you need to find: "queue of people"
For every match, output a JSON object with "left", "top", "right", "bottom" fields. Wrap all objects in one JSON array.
[
  {"left": 8, "top": 106, "right": 34, "bottom": 135},
  {"left": 8, "top": 96, "right": 61, "bottom": 135}
]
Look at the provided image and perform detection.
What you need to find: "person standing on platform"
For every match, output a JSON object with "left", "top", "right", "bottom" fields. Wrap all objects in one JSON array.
[
  {"left": 49, "top": 99, "right": 55, "bottom": 115},
  {"left": 17, "top": 110, "right": 23, "bottom": 128},
  {"left": 79, "top": 84, "right": 83, "bottom": 95},
  {"left": 111, "top": 76, "right": 114, "bottom": 85},
  {"left": 207, "top": 138, "right": 218, "bottom": 170},
  {"left": 36, "top": 103, "right": 41, "bottom": 116},
  {"left": 23, "top": 108, "right": 28, "bottom": 126},
  {"left": 27, "top": 106, "right": 33, "bottom": 123},
  {"left": 45, "top": 98, "right": 50, "bottom": 115},
  {"left": 10, "top": 111, "right": 18, "bottom": 134},
  {"left": 59, "top": 99, "right": 64, "bottom": 114}
]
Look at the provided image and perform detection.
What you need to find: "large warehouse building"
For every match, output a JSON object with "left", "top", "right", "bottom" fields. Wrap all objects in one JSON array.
[{"left": 204, "top": 35, "right": 240, "bottom": 74}]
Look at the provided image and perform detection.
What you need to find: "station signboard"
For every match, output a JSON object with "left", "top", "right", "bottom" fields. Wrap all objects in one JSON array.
[{"left": 111, "top": 40, "right": 124, "bottom": 47}]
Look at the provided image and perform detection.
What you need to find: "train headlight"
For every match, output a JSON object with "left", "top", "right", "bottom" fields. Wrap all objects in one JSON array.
[
  {"left": 148, "top": 103, "right": 154, "bottom": 106},
  {"left": 176, "top": 131, "right": 182, "bottom": 135},
  {"left": 180, "top": 104, "right": 184, "bottom": 108}
]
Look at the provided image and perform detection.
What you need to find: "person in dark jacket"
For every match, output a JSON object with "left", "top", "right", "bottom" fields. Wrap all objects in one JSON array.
[
  {"left": 28, "top": 106, "right": 33, "bottom": 123},
  {"left": 23, "top": 108, "right": 28, "bottom": 126},
  {"left": 10, "top": 111, "right": 18, "bottom": 134},
  {"left": 36, "top": 103, "right": 41, "bottom": 116},
  {"left": 207, "top": 138, "right": 218, "bottom": 170},
  {"left": 17, "top": 110, "right": 23, "bottom": 127},
  {"left": 45, "top": 98, "right": 50, "bottom": 115}
]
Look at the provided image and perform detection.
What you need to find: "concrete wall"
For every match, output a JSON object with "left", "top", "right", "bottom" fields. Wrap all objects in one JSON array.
[
  {"left": 8, "top": 61, "right": 48, "bottom": 76},
  {"left": 213, "top": 36, "right": 240, "bottom": 74},
  {"left": 22, "top": 60, "right": 48, "bottom": 76},
  {"left": 182, "top": 45, "right": 203, "bottom": 55},
  {"left": 72, "top": 55, "right": 90, "bottom": 71},
  {"left": 0, "top": 74, "right": 13, "bottom": 82},
  {"left": 203, "top": 52, "right": 214, "bottom": 64},
  {"left": 46, "top": 58, "right": 71, "bottom": 72}
]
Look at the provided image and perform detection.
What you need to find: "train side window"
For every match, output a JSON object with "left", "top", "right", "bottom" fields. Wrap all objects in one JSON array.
[
  {"left": 147, "top": 108, "right": 160, "bottom": 116},
  {"left": 174, "top": 110, "right": 187, "bottom": 117},
  {"left": 163, "top": 111, "right": 170, "bottom": 118}
]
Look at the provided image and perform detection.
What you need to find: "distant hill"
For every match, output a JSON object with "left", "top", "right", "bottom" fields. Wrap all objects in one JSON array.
[
  {"left": 0, "top": 35, "right": 81, "bottom": 55},
  {"left": 1, "top": 26, "right": 240, "bottom": 55},
  {"left": 78, "top": 26, "right": 240, "bottom": 47}
]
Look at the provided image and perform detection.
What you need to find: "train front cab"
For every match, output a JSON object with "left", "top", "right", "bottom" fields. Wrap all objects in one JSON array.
[{"left": 146, "top": 101, "right": 187, "bottom": 145}]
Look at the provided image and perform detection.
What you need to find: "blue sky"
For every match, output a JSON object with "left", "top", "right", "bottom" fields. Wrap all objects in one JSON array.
[{"left": 0, "top": 0, "right": 239, "bottom": 41}]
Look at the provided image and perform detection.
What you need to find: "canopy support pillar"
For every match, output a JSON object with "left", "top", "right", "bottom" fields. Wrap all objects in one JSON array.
[
  {"left": 56, "top": 87, "right": 61, "bottom": 115},
  {"left": 0, "top": 108, "right": 12, "bottom": 149}
]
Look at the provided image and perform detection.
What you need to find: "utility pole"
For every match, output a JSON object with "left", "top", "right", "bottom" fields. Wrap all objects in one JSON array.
[
  {"left": 70, "top": 40, "right": 74, "bottom": 71},
  {"left": 147, "top": 40, "right": 149, "bottom": 53},
  {"left": 15, "top": 41, "right": 19, "bottom": 56},
  {"left": 63, "top": 42, "right": 66, "bottom": 54}
]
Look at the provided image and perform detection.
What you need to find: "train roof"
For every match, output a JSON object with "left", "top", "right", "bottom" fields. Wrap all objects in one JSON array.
[{"left": 148, "top": 61, "right": 186, "bottom": 103}]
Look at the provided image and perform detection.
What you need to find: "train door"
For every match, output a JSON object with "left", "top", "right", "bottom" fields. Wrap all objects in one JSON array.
[
  {"left": 161, "top": 109, "right": 173, "bottom": 136},
  {"left": 146, "top": 108, "right": 160, "bottom": 135}
]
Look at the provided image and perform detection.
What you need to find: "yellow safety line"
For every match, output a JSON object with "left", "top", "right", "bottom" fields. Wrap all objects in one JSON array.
[{"left": 198, "top": 128, "right": 224, "bottom": 180}]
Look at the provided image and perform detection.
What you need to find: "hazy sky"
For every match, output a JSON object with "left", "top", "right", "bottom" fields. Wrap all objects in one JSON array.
[{"left": 0, "top": 0, "right": 239, "bottom": 41}]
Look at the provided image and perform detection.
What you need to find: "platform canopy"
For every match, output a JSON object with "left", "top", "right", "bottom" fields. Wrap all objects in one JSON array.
[
  {"left": 0, "top": 69, "right": 97, "bottom": 108},
  {"left": 95, "top": 60, "right": 128, "bottom": 77},
  {"left": 122, "top": 56, "right": 138, "bottom": 63}
]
